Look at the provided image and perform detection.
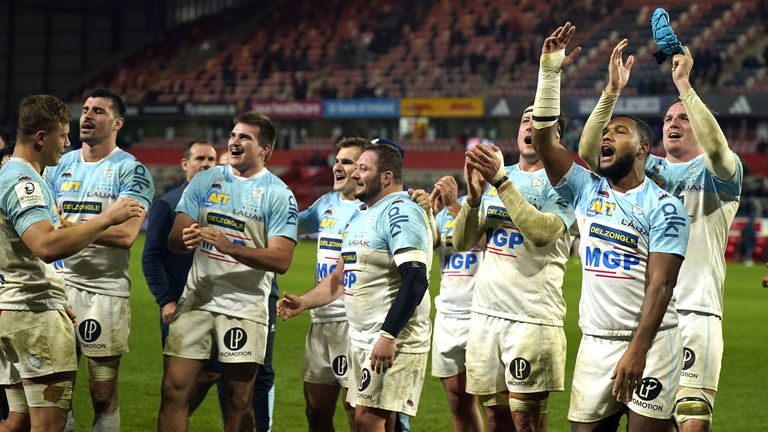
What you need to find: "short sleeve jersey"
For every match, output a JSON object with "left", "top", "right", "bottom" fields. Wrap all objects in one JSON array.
[
  {"left": 44, "top": 148, "right": 155, "bottom": 297},
  {"left": 646, "top": 153, "right": 743, "bottom": 317},
  {"left": 472, "top": 165, "right": 575, "bottom": 326},
  {"left": 341, "top": 191, "right": 432, "bottom": 353},
  {"left": 555, "top": 163, "right": 690, "bottom": 337},
  {"left": 298, "top": 191, "right": 361, "bottom": 323},
  {"left": 176, "top": 165, "right": 298, "bottom": 325},
  {"left": 435, "top": 196, "right": 482, "bottom": 318},
  {"left": 0, "top": 158, "right": 66, "bottom": 311}
]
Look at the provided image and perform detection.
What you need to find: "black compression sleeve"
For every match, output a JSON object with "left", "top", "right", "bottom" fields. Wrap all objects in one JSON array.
[{"left": 381, "top": 261, "right": 429, "bottom": 338}]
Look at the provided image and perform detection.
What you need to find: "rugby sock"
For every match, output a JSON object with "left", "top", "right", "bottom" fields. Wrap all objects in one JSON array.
[
  {"left": 533, "top": 51, "right": 565, "bottom": 130},
  {"left": 92, "top": 408, "right": 119, "bottom": 432},
  {"left": 62, "top": 410, "right": 76, "bottom": 432}
]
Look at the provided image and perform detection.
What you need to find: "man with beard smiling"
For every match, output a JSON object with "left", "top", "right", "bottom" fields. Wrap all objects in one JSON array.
[
  {"left": 533, "top": 23, "right": 690, "bottom": 431},
  {"left": 159, "top": 111, "right": 297, "bottom": 432},
  {"left": 295, "top": 137, "right": 371, "bottom": 431},
  {"left": 578, "top": 41, "right": 743, "bottom": 432},
  {"left": 44, "top": 88, "right": 154, "bottom": 432},
  {"left": 278, "top": 144, "right": 432, "bottom": 432}
]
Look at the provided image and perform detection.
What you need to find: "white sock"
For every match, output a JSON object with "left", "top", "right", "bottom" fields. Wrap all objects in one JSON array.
[
  {"left": 92, "top": 408, "right": 120, "bottom": 432},
  {"left": 62, "top": 410, "right": 76, "bottom": 432}
]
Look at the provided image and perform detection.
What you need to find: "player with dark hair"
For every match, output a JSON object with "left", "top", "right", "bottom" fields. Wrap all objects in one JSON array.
[
  {"left": 451, "top": 99, "right": 576, "bottom": 431},
  {"left": 158, "top": 111, "right": 297, "bottom": 432},
  {"left": 44, "top": 88, "right": 155, "bottom": 432},
  {"left": 296, "top": 137, "right": 371, "bottom": 431},
  {"left": 0, "top": 94, "right": 143, "bottom": 432},
  {"left": 279, "top": 144, "right": 433, "bottom": 432},
  {"left": 534, "top": 23, "right": 689, "bottom": 431},
  {"left": 577, "top": 39, "right": 743, "bottom": 432},
  {"left": 0, "top": 126, "right": 11, "bottom": 149}
]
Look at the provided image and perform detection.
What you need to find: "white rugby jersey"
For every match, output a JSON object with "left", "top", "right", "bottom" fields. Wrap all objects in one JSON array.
[
  {"left": 646, "top": 153, "right": 742, "bottom": 317},
  {"left": 176, "top": 165, "right": 298, "bottom": 325},
  {"left": 472, "top": 165, "right": 575, "bottom": 326},
  {"left": 44, "top": 148, "right": 155, "bottom": 297},
  {"left": 435, "top": 196, "right": 482, "bottom": 318},
  {"left": 0, "top": 159, "right": 66, "bottom": 311},
  {"left": 341, "top": 191, "right": 432, "bottom": 353},
  {"left": 556, "top": 163, "right": 690, "bottom": 337},
  {"left": 298, "top": 191, "right": 360, "bottom": 323}
]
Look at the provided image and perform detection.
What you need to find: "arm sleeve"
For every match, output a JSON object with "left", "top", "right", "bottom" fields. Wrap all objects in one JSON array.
[
  {"left": 141, "top": 199, "right": 177, "bottom": 307},
  {"left": 381, "top": 261, "right": 429, "bottom": 337},
  {"left": 578, "top": 91, "right": 619, "bottom": 172},
  {"left": 552, "top": 162, "right": 593, "bottom": 209},
  {"left": 118, "top": 160, "right": 155, "bottom": 210},
  {"left": 175, "top": 174, "right": 205, "bottom": 221},
  {"left": 451, "top": 201, "right": 486, "bottom": 252},
  {"left": 496, "top": 180, "right": 569, "bottom": 247},
  {"left": 2, "top": 180, "right": 53, "bottom": 236},
  {"left": 266, "top": 186, "right": 299, "bottom": 242},
  {"left": 679, "top": 88, "right": 737, "bottom": 181}
]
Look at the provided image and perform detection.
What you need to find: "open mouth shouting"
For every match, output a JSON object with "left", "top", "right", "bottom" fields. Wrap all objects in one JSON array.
[{"left": 600, "top": 143, "right": 616, "bottom": 163}]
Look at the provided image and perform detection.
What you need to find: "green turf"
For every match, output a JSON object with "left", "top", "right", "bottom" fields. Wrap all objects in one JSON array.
[{"left": 70, "top": 236, "right": 768, "bottom": 431}]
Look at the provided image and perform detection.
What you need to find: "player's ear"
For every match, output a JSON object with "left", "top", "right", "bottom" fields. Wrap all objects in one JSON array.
[{"left": 113, "top": 116, "right": 124, "bottom": 132}]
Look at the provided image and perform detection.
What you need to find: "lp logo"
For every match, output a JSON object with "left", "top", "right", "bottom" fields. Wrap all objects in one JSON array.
[
  {"left": 359, "top": 368, "right": 372, "bottom": 391},
  {"left": 332, "top": 355, "right": 348, "bottom": 377},
  {"left": 223, "top": 328, "right": 247, "bottom": 351},
  {"left": 683, "top": 347, "right": 696, "bottom": 370},
  {"left": 78, "top": 319, "right": 102, "bottom": 342},
  {"left": 509, "top": 357, "right": 531, "bottom": 380},
  {"left": 635, "top": 377, "right": 663, "bottom": 401}
]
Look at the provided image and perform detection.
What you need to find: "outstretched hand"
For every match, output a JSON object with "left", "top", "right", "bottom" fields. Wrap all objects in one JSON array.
[
  {"left": 606, "top": 39, "right": 635, "bottom": 94},
  {"left": 277, "top": 292, "right": 306, "bottom": 320},
  {"left": 542, "top": 22, "right": 582, "bottom": 70}
]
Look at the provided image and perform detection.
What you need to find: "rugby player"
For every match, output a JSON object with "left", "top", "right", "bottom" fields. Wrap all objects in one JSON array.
[
  {"left": 1, "top": 94, "right": 143, "bottom": 432},
  {"left": 533, "top": 23, "right": 690, "bottom": 431},
  {"left": 158, "top": 111, "right": 297, "bottom": 432},
  {"left": 577, "top": 40, "right": 743, "bottom": 432},
  {"left": 44, "top": 88, "right": 154, "bottom": 432},
  {"left": 279, "top": 144, "right": 432, "bottom": 432}
]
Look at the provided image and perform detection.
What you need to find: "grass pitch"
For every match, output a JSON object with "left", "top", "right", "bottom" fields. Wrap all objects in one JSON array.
[{"left": 70, "top": 237, "right": 767, "bottom": 431}]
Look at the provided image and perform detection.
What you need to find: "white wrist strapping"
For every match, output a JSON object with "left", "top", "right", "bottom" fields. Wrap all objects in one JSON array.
[{"left": 533, "top": 51, "right": 565, "bottom": 129}]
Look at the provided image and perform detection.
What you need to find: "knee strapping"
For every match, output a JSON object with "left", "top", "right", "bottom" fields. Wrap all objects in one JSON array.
[
  {"left": 5, "top": 386, "right": 30, "bottom": 413},
  {"left": 24, "top": 381, "right": 73, "bottom": 409},
  {"left": 508, "top": 396, "right": 548, "bottom": 414},
  {"left": 88, "top": 357, "right": 120, "bottom": 381},
  {"left": 675, "top": 387, "right": 714, "bottom": 424}
]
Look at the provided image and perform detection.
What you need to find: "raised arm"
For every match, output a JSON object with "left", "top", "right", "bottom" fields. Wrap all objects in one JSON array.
[
  {"left": 611, "top": 252, "right": 683, "bottom": 402},
  {"left": 672, "top": 47, "right": 736, "bottom": 180},
  {"left": 578, "top": 39, "right": 634, "bottom": 172},
  {"left": 466, "top": 144, "right": 566, "bottom": 246},
  {"left": 532, "top": 22, "right": 581, "bottom": 186}
]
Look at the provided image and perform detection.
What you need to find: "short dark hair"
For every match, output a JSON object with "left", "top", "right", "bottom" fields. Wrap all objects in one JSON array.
[
  {"left": 336, "top": 137, "right": 371, "bottom": 152},
  {"left": 665, "top": 98, "right": 717, "bottom": 116},
  {"left": 0, "top": 126, "right": 10, "bottom": 148},
  {"left": 523, "top": 98, "right": 567, "bottom": 136},
  {"left": 183, "top": 139, "right": 214, "bottom": 159},
  {"left": 613, "top": 115, "right": 654, "bottom": 147},
  {"left": 233, "top": 111, "right": 277, "bottom": 160},
  {"left": 87, "top": 88, "right": 126, "bottom": 118},
  {"left": 17, "top": 95, "right": 71, "bottom": 137},
  {"left": 367, "top": 144, "right": 403, "bottom": 182}
]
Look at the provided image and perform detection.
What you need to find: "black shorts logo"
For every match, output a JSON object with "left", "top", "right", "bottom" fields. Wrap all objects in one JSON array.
[
  {"left": 78, "top": 319, "right": 102, "bottom": 342},
  {"left": 358, "top": 368, "right": 371, "bottom": 391},
  {"left": 635, "top": 377, "right": 663, "bottom": 401},
  {"left": 683, "top": 347, "right": 696, "bottom": 370},
  {"left": 223, "top": 328, "right": 247, "bottom": 351},
  {"left": 332, "top": 355, "right": 348, "bottom": 377},
  {"left": 509, "top": 357, "right": 531, "bottom": 380}
]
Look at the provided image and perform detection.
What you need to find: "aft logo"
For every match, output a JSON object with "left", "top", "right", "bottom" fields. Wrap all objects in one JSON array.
[
  {"left": 320, "top": 216, "right": 337, "bottom": 230},
  {"left": 586, "top": 198, "right": 615, "bottom": 217},
  {"left": 205, "top": 190, "right": 230, "bottom": 207},
  {"left": 58, "top": 181, "right": 82, "bottom": 195}
]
